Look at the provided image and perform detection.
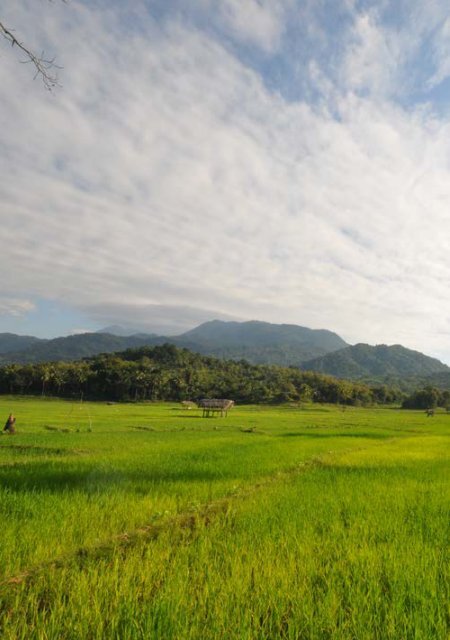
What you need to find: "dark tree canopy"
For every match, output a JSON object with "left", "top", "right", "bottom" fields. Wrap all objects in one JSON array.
[
  {"left": 0, "top": 343, "right": 406, "bottom": 405},
  {"left": 402, "top": 386, "right": 450, "bottom": 410}
]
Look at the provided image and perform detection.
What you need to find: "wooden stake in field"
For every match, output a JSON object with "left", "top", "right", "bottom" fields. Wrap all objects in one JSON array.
[{"left": 3, "top": 413, "right": 16, "bottom": 434}]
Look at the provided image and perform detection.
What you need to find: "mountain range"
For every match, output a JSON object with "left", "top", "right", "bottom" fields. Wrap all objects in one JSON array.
[
  {"left": 0, "top": 320, "right": 448, "bottom": 383},
  {"left": 0, "top": 321, "right": 347, "bottom": 367}
]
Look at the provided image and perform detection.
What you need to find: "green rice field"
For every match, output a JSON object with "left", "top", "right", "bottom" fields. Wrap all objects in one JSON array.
[{"left": 0, "top": 397, "right": 448, "bottom": 639}]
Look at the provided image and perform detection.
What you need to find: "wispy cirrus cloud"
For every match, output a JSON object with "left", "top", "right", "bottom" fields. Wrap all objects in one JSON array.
[
  {"left": 211, "top": 0, "right": 290, "bottom": 52},
  {"left": 342, "top": 10, "right": 401, "bottom": 96},
  {"left": 1, "top": 1, "right": 450, "bottom": 361}
]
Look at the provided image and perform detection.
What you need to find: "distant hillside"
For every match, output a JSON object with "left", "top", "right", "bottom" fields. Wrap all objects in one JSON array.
[
  {"left": 182, "top": 320, "right": 346, "bottom": 349},
  {"left": 0, "top": 333, "right": 161, "bottom": 364},
  {"left": 96, "top": 325, "right": 134, "bottom": 336},
  {"left": 179, "top": 320, "right": 347, "bottom": 364},
  {"left": 301, "top": 343, "right": 449, "bottom": 379},
  {"left": 2, "top": 324, "right": 446, "bottom": 378},
  {"left": 0, "top": 320, "right": 347, "bottom": 366},
  {"left": 0, "top": 333, "right": 45, "bottom": 354},
  {"left": 420, "top": 371, "right": 450, "bottom": 390}
]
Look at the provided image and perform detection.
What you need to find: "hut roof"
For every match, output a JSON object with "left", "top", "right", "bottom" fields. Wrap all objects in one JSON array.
[{"left": 199, "top": 399, "right": 234, "bottom": 409}]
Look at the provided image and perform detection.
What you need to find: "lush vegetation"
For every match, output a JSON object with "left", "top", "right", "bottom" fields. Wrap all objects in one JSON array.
[
  {"left": 302, "top": 343, "right": 449, "bottom": 379},
  {"left": 0, "top": 344, "right": 404, "bottom": 405},
  {"left": 402, "top": 385, "right": 450, "bottom": 409},
  {"left": 0, "top": 398, "right": 448, "bottom": 639}
]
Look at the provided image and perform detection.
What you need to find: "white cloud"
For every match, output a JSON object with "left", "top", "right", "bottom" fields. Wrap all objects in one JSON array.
[
  {"left": 0, "top": 297, "right": 35, "bottom": 317},
  {"left": 207, "top": 0, "right": 290, "bottom": 53},
  {"left": 82, "top": 303, "right": 243, "bottom": 335},
  {"left": 342, "top": 10, "right": 401, "bottom": 96},
  {"left": 427, "top": 17, "right": 450, "bottom": 89},
  {"left": 340, "top": 1, "right": 450, "bottom": 101},
  {"left": 1, "top": 1, "right": 450, "bottom": 361}
]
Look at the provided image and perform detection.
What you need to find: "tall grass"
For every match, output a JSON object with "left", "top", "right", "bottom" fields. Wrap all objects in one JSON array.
[{"left": 0, "top": 397, "right": 448, "bottom": 638}]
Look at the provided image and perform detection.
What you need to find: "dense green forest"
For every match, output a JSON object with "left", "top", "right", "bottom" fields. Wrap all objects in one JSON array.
[
  {"left": 0, "top": 343, "right": 407, "bottom": 405},
  {"left": 402, "top": 386, "right": 450, "bottom": 410}
]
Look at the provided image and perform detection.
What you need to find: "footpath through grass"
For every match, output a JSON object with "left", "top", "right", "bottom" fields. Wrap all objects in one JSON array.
[{"left": 0, "top": 397, "right": 448, "bottom": 639}]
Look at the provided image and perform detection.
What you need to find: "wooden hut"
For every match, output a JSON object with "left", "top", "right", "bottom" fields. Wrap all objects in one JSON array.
[{"left": 198, "top": 399, "right": 235, "bottom": 418}]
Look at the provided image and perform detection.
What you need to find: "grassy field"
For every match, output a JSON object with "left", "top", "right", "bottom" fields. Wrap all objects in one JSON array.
[{"left": 0, "top": 397, "right": 448, "bottom": 639}]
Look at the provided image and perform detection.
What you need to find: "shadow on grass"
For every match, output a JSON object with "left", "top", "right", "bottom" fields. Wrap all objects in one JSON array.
[
  {"left": 0, "top": 461, "right": 234, "bottom": 494},
  {"left": 0, "top": 444, "right": 78, "bottom": 456},
  {"left": 279, "top": 432, "right": 391, "bottom": 439}
]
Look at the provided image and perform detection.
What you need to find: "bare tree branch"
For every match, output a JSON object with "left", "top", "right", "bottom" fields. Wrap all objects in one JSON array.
[{"left": 0, "top": 18, "right": 62, "bottom": 90}]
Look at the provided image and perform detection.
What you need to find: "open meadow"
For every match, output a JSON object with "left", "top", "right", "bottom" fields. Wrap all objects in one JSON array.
[{"left": 0, "top": 397, "right": 448, "bottom": 639}]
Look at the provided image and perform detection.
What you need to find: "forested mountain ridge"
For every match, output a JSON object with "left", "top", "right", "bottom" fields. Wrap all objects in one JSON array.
[
  {"left": 179, "top": 320, "right": 347, "bottom": 365},
  {"left": 1, "top": 323, "right": 447, "bottom": 384},
  {"left": 0, "top": 333, "right": 45, "bottom": 354},
  {"left": 301, "top": 343, "right": 449, "bottom": 379},
  {"left": 0, "top": 333, "right": 159, "bottom": 365},
  {"left": 0, "top": 343, "right": 402, "bottom": 405},
  {"left": 182, "top": 320, "right": 346, "bottom": 350},
  {"left": 0, "top": 320, "right": 347, "bottom": 366}
]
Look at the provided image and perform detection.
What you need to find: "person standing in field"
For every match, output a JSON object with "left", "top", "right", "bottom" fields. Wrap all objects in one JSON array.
[{"left": 3, "top": 413, "right": 16, "bottom": 434}]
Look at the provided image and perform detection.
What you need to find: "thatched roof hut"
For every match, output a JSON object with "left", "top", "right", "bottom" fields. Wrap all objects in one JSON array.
[{"left": 198, "top": 399, "right": 235, "bottom": 417}]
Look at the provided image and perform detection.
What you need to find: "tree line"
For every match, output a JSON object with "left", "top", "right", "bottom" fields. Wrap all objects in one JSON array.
[
  {"left": 401, "top": 386, "right": 450, "bottom": 410},
  {"left": 0, "top": 344, "right": 406, "bottom": 406}
]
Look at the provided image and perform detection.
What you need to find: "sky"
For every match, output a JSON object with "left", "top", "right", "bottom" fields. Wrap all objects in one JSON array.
[{"left": 1, "top": 0, "right": 450, "bottom": 362}]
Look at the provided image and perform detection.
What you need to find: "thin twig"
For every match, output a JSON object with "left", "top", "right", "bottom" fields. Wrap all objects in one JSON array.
[{"left": 0, "top": 20, "right": 61, "bottom": 89}]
